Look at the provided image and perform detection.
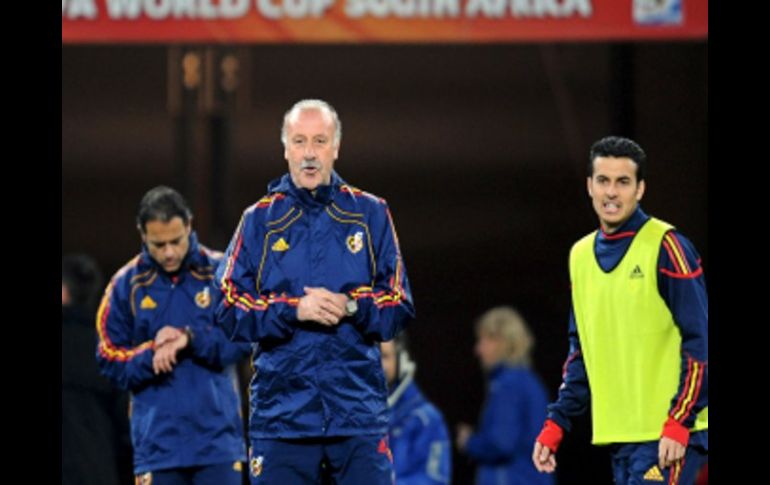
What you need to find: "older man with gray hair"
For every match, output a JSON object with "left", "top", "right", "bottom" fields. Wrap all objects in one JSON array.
[{"left": 214, "top": 99, "right": 415, "bottom": 484}]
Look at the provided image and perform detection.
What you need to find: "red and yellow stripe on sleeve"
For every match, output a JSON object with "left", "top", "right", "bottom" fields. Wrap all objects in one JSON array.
[
  {"left": 562, "top": 350, "right": 581, "bottom": 378},
  {"left": 255, "top": 193, "right": 285, "bottom": 208},
  {"left": 219, "top": 211, "right": 299, "bottom": 312},
  {"left": 670, "top": 355, "right": 706, "bottom": 424},
  {"left": 95, "top": 280, "right": 154, "bottom": 362},
  {"left": 219, "top": 212, "right": 269, "bottom": 312},
  {"left": 350, "top": 207, "right": 407, "bottom": 308},
  {"left": 669, "top": 458, "right": 684, "bottom": 484},
  {"left": 661, "top": 232, "right": 703, "bottom": 279}
]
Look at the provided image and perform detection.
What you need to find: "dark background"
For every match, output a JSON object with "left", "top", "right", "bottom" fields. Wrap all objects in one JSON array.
[{"left": 62, "top": 41, "right": 707, "bottom": 484}]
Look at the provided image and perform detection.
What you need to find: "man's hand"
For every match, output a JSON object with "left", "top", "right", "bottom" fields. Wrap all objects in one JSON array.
[
  {"left": 297, "top": 287, "right": 347, "bottom": 326},
  {"left": 154, "top": 325, "right": 184, "bottom": 348},
  {"left": 455, "top": 423, "right": 473, "bottom": 452},
  {"left": 152, "top": 326, "right": 190, "bottom": 375},
  {"left": 532, "top": 441, "right": 557, "bottom": 473},
  {"left": 659, "top": 436, "right": 686, "bottom": 470}
]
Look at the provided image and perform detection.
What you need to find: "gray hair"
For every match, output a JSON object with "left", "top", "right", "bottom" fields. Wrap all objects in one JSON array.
[
  {"left": 280, "top": 99, "right": 342, "bottom": 147},
  {"left": 475, "top": 306, "right": 535, "bottom": 367}
]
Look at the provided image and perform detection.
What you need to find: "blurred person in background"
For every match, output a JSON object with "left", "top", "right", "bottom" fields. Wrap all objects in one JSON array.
[
  {"left": 96, "top": 186, "right": 251, "bottom": 485},
  {"left": 532, "top": 136, "right": 708, "bottom": 484},
  {"left": 382, "top": 334, "right": 451, "bottom": 484},
  {"left": 457, "top": 306, "right": 554, "bottom": 485},
  {"left": 63, "top": 253, "right": 132, "bottom": 485}
]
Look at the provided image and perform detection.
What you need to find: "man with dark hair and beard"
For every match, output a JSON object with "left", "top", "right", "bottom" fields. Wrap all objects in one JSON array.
[{"left": 96, "top": 186, "right": 251, "bottom": 485}]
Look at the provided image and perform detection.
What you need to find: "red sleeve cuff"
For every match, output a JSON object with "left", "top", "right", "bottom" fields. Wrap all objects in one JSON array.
[
  {"left": 661, "top": 416, "right": 690, "bottom": 447},
  {"left": 536, "top": 419, "right": 564, "bottom": 453}
]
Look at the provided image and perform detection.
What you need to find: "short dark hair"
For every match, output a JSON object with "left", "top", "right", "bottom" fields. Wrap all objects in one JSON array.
[
  {"left": 589, "top": 136, "right": 646, "bottom": 182},
  {"left": 136, "top": 186, "right": 192, "bottom": 232},
  {"left": 62, "top": 254, "right": 103, "bottom": 311}
]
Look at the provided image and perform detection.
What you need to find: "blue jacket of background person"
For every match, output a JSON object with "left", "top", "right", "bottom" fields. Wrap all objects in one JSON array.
[
  {"left": 466, "top": 364, "right": 556, "bottom": 485},
  {"left": 96, "top": 232, "right": 250, "bottom": 474},
  {"left": 214, "top": 171, "right": 415, "bottom": 439},
  {"left": 389, "top": 377, "right": 451, "bottom": 484}
]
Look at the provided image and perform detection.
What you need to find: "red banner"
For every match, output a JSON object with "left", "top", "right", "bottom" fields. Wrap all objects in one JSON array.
[{"left": 62, "top": 0, "right": 707, "bottom": 43}]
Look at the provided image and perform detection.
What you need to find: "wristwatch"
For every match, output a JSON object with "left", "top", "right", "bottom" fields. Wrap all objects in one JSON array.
[
  {"left": 345, "top": 297, "right": 358, "bottom": 317},
  {"left": 183, "top": 325, "right": 195, "bottom": 345}
]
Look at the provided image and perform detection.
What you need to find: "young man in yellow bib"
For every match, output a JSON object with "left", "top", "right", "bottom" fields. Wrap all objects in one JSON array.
[{"left": 532, "top": 136, "right": 708, "bottom": 484}]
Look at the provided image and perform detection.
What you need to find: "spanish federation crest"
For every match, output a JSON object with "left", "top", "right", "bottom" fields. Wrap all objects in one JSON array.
[
  {"left": 250, "top": 455, "right": 264, "bottom": 477},
  {"left": 346, "top": 231, "right": 364, "bottom": 254},
  {"left": 137, "top": 472, "right": 153, "bottom": 485},
  {"left": 195, "top": 286, "right": 211, "bottom": 309}
]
